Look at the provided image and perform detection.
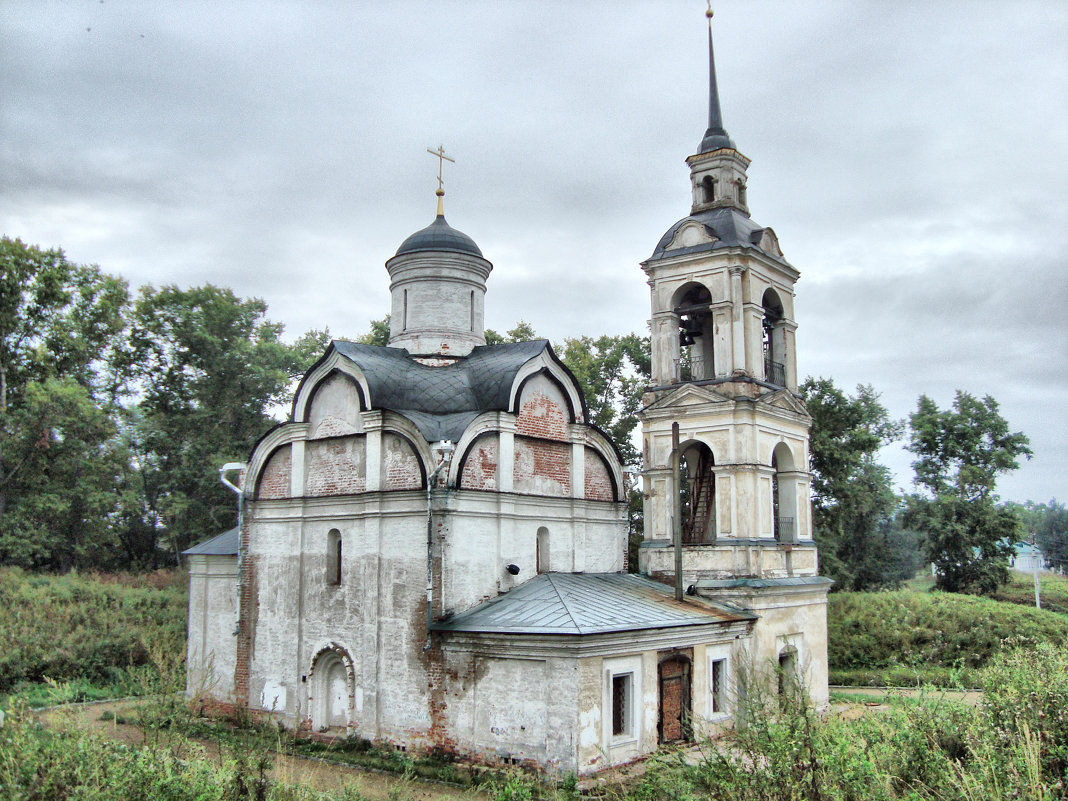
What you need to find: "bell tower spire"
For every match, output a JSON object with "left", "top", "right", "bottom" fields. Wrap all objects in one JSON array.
[
  {"left": 687, "top": 6, "right": 749, "bottom": 216},
  {"left": 698, "top": 4, "right": 734, "bottom": 154}
]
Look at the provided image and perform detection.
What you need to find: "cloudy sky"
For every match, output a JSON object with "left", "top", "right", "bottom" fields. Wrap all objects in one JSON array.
[{"left": 3, "top": 1, "right": 1066, "bottom": 503}]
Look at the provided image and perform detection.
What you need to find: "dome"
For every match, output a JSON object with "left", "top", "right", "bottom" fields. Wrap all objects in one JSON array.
[{"left": 394, "top": 214, "right": 483, "bottom": 258}]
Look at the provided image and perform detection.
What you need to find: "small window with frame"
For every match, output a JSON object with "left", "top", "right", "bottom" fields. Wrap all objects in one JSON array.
[{"left": 611, "top": 672, "right": 632, "bottom": 737}]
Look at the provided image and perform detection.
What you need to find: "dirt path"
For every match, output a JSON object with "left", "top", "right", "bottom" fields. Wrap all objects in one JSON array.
[{"left": 37, "top": 700, "right": 489, "bottom": 801}]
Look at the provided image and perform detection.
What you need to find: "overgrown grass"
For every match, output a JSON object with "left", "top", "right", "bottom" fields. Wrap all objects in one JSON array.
[
  {"left": 992, "top": 570, "right": 1068, "bottom": 615},
  {"left": 828, "top": 588, "right": 1068, "bottom": 687},
  {"left": 0, "top": 566, "right": 187, "bottom": 702}
]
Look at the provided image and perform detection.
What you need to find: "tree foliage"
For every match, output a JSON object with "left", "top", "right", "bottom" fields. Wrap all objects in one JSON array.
[
  {"left": 1015, "top": 499, "right": 1068, "bottom": 574},
  {"left": 0, "top": 238, "right": 131, "bottom": 569},
  {"left": 905, "top": 391, "right": 1032, "bottom": 594},
  {"left": 124, "top": 285, "right": 315, "bottom": 561},
  {"left": 801, "top": 377, "right": 906, "bottom": 590}
]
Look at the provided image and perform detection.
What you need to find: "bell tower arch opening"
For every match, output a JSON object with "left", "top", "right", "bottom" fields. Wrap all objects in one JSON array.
[
  {"left": 673, "top": 283, "right": 714, "bottom": 382},
  {"left": 771, "top": 442, "right": 798, "bottom": 543},
  {"left": 679, "top": 441, "right": 716, "bottom": 543},
  {"left": 762, "top": 289, "right": 786, "bottom": 387}
]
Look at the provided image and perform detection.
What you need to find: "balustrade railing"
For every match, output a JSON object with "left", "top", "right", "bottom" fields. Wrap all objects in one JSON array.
[
  {"left": 774, "top": 516, "right": 795, "bottom": 542},
  {"left": 673, "top": 357, "right": 715, "bottom": 383},
  {"left": 764, "top": 358, "right": 786, "bottom": 386}
]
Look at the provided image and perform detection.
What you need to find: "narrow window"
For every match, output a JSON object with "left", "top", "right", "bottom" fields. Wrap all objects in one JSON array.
[
  {"left": 612, "top": 673, "right": 631, "bottom": 736},
  {"left": 710, "top": 658, "right": 725, "bottom": 714},
  {"left": 536, "top": 526, "right": 550, "bottom": 574},
  {"left": 403, "top": 289, "right": 408, "bottom": 331},
  {"left": 737, "top": 181, "right": 747, "bottom": 206},
  {"left": 778, "top": 649, "right": 797, "bottom": 698},
  {"left": 327, "top": 529, "right": 342, "bottom": 585},
  {"left": 469, "top": 291, "right": 475, "bottom": 331},
  {"left": 702, "top": 175, "right": 716, "bottom": 203}
]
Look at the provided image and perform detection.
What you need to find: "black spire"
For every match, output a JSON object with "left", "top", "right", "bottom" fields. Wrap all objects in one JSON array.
[{"left": 697, "top": 8, "right": 735, "bottom": 153}]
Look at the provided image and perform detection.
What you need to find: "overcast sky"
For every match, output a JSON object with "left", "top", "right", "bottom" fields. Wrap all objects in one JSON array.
[{"left": 3, "top": 1, "right": 1065, "bottom": 504}]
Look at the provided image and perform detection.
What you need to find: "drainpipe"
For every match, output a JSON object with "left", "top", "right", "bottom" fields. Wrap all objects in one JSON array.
[
  {"left": 424, "top": 441, "right": 455, "bottom": 651},
  {"left": 671, "top": 423, "right": 683, "bottom": 602},
  {"left": 220, "top": 462, "right": 247, "bottom": 633}
]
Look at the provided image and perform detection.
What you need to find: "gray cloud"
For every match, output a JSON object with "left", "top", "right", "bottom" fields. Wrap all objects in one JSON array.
[{"left": 2, "top": 0, "right": 1065, "bottom": 502}]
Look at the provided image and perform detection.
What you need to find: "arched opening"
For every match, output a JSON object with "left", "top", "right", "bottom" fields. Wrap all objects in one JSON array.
[
  {"left": 701, "top": 175, "right": 716, "bottom": 204},
  {"left": 673, "top": 283, "right": 714, "bottom": 382},
  {"left": 761, "top": 289, "right": 785, "bottom": 386},
  {"left": 536, "top": 526, "right": 550, "bottom": 573},
  {"left": 736, "top": 180, "right": 747, "bottom": 207},
  {"left": 679, "top": 441, "right": 715, "bottom": 543},
  {"left": 326, "top": 529, "right": 342, "bottom": 585},
  {"left": 309, "top": 647, "right": 352, "bottom": 731},
  {"left": 771, "top": 443, "right": 797, "bottom": 543}
]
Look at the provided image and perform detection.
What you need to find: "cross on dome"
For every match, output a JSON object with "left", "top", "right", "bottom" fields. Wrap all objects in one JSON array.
[{"left": 426, "top": 145, "right": 455, "bottom": 216}]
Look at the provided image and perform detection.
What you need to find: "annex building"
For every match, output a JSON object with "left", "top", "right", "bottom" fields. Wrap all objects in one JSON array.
[{"left": 185, "top": 12, "right": 830, "bottom": 776}]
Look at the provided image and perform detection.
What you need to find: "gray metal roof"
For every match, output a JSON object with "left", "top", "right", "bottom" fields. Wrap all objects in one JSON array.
[
  {"left": 694, "top": 576, "right": 834, "bottom": 591},
  {"left": 648, "top": 207, "right": 782, "bottom": 263},
  {"left": 394, "top": 214, "right": 483, "bottom": 257},
  {"left": 331, "top": 338, "right": 562, "bottom": 441},
  {"left": 183, "top": 527, "right": 238, "bottom": 556},
  {"left": 432, "top": 573, "right": 753, "bottom": 635}
]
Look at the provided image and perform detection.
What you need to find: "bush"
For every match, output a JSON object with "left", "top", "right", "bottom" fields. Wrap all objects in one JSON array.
[
  {"left": 0, "top": 567, "right": 187, "bottom": 697},
  {"left": 828, "top": 589, "right": 1068, "bottom": 686}
]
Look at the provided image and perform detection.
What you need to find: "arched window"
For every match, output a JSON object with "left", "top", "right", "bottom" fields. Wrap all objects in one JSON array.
[
  {"left": 736, "top": 180, "right": 747, "bottom": 207},
  {"left": 702, "top": 175, "right": 717, "bottom": 204},
  {"left": 536, "top": 526, "right": 550, "bottom": 573},
  {"left": 771, "top": 443, "right": 796, "bottom": 543},
  {"left": 327, "top": 529, "right": 342, "bottom": 585},
  {"left": 680, "top": 442, "right": 715, "bottom": 543},
  {"left": 762, "top": 289, "right": 785, "bottom": 386}
]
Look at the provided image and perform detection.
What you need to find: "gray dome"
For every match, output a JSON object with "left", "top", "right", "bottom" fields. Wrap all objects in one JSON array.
[{"left": 395, "top": 214, "right": 483, "bottom": 257}]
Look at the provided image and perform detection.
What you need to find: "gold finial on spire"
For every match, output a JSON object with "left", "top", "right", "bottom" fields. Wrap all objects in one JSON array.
[
  {"left": 427, "top": 145, "right": 455, "bottom": 217},
  {"left": 706, "top": 1, "right": 713, "bottom": 19}
]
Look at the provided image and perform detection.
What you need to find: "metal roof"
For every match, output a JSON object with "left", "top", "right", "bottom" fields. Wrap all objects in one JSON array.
[
  {"left": 432, "top": 572, "right": 753, "bottom": 635},
  {"left": 648, "top": 207, "right": 782, "bottom": 263},
  {"left": 331, "top": 338, "right": 558, "bottom": 441},
  {"left": 394, "top": 214, "right": 483, "bottom": 257},
  {"left": 694, "top": 576, "right": 834, "bottom": 591},
  {"left": 183, "top": 527, "right": 238, "bottom": 556}
]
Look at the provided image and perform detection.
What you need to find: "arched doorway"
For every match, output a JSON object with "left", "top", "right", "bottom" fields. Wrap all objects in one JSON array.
[
  {"left": 673, "top": 283, "right": 714, "bottom": 381},
  {"left": 309, "top": 647, "right": 352, "bottom": 731},
  {"left": 658, "top": 653, "right": 693, "bottom": 744}
]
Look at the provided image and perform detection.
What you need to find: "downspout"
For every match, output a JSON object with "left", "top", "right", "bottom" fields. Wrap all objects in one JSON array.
[
  {"left": 424, "top": 441, "right": 455, "bottom": 651},
  {"left": 219, "top": 463, "right": 247, "bottom": 633}
]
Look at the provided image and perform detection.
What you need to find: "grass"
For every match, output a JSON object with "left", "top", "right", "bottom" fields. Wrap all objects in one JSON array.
[
  {"left": 0, "top": 566, "right": 187, "bottom": 704},
  {"left": 827, "top": 586, "right": 1068, "bottom": 687},
  {"left": 991, "top": 570, "right": 1068, "bottom": 615}
]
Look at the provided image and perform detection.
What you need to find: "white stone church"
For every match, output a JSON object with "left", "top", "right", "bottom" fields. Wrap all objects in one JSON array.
[{"left": 185, "top": 14, "right": 830, "bottom": 776}]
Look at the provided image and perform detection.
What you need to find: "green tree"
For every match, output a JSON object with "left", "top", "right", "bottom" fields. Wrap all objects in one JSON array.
[
  {"left": 0, "top": 237, "right": 130, "bottom": 569},
  {"left": 484, "top": 320, "right": 536, "bottom": 345},
  {"left": 357, "top": 315, "right": 390, "bottom": 347},
  {"left": 126, "top": 285, "right": 314, "bottom": 560},
  {"left": 800, "top": 378, "right": 903, "bottom": 590},
  {"left": 904, "top": 391, "right": 1032, "bottom": 594},
  {"left": 557, "top": 334, "right": 650, "bottom": 570},
  {"left": 1016, "top": 499, "right": 1068, "bottom": 574}
]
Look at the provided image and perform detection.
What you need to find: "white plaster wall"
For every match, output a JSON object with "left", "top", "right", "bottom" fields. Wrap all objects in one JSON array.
[{"left": 185, "top": 554, "right": 238, "bottom": 701}]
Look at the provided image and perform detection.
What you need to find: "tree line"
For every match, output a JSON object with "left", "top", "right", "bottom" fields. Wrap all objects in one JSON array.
[{"left": 2, "top": 236, "right": 1061, "bottom": 595}]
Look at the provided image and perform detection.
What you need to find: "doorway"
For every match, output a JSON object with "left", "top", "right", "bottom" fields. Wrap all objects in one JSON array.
[{"left": 658, "top": 653, "right": 693, "bottom": 744}]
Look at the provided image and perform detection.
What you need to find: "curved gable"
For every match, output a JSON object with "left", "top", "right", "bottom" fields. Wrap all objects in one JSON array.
[{"left": 293, "top": 345, "right": 371, "bottom": 424}]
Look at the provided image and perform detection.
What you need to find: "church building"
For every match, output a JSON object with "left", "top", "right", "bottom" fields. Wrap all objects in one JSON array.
[{"left": 184, "top": 11, "right": 829, "bottom": 776}]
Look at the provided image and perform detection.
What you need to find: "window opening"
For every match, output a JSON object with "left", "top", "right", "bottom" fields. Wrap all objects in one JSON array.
[
  {"left": 680, "top": 444, "right": 715, "bottom": 543},
  {"left": 674, "top": 284, "right": 713, "bottom": 382},
  {"left": 469, "top": 291, "right": 475, "bottom": 331},
  {"left": 536, "top": 526, "right": 550, "bottom": 574},
  {"left": 702, "top": 175, "right": 716, "bottom": 204},
  {"left": 762, "top": 289, "right": 785, "bottom": 386},
  {"left": 327, "top": 529, "right": 342, "bottom": 585},
  {"left": 737, "top": 180, "right": 747, "bottom": 206},
  {"left": 612, "top": 673, "right": 631, "bottom": 736},
  {"left": 403, "top": 290, "right": 408, "bottom": 331},
  {"left": 711, "top": 658, "right": 726, "bottom": 714},
  {"left": 778, "top": 647, "right": 798, "bottom": 699}
]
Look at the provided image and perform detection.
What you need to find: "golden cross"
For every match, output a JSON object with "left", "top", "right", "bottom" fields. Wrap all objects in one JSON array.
[{"left": 426, "top": 145, "right": 455, "bottom": 193}]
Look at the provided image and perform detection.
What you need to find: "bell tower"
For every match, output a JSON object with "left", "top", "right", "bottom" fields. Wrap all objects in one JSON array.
[{"left": 637, "top": 8, "right": 830, "bottom": 702}]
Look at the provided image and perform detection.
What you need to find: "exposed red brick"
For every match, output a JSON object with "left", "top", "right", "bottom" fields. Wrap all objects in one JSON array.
[
  {"left": 255, "top": 446, "right": 291, "bottom": 500},
  {"left": 306, "top": 436, "right": 367, "bottom": 496},
  {"left": 515, "top": 388, "right": 569, "bottom": 441},
  {"left": 514, "top": 436, "right": 571, "bottom": 496},
  {"left": 460, "top": 435, "right": 498, "bottom": 489},
  {"left": 383, "top": 433, "right": 421, "bottom": 490},
  {"left": 584, "top": 449, "right": 615, "bottom": 501}
]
